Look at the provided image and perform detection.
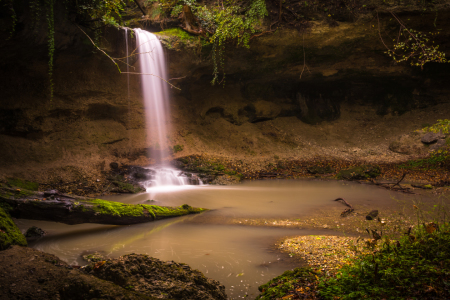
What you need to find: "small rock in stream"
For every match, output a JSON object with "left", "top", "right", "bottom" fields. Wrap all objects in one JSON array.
[
  {"left": 366, "top": 210, "right": 379, "bottom": 220},
  {"left": 25, "top": 226, "right": 47, "bottom": 239}
]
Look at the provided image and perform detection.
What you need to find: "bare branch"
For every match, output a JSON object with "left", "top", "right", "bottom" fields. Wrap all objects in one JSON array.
[
  {"left": 77, "top": 26, "right": 181, "bottom": 91},
  {"left": 122, "top": 72, "right": 181, "bottom": 90}
]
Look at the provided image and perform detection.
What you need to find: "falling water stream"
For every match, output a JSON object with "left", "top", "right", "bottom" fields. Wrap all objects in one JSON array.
[
  {"left": 134, "top": 28, "right": 191, "bottom": 190},
  {"left": 135, "top": 28, "right": 171, "bottom": 163}
]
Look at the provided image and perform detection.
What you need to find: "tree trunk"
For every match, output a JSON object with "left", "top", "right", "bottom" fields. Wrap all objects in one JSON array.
[{"left": 0, "top": 188, "right": 205, "bottom": 225}]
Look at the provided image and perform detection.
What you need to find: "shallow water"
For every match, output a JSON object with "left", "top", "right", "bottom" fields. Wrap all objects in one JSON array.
[{"left": 16, "top": 179, "right": 410, "bottom": 299}]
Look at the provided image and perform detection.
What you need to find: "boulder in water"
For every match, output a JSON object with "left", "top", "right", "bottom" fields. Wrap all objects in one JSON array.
[
  {"left": 84, "top": 253, "right": 227, "bottom": 300},
  {"left": 366, "top": 210, "right": 379, "bottom": 220},
  {"left": 25, "top": 226, "right": 47, "bottom": 239}
]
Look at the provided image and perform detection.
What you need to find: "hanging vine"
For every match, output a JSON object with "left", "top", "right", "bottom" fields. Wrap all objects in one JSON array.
[
  {"left": 153, "top": 0, "right": 268, "bottom": 85},
  {"left": 45, "top": 0, "right": 55, "bottom": 101},
  {"left": 1, "top": 0, "right": 18, "bottom": 39},
  {"left": 1, "top": 0, "right": 130, "bottom": 101}
]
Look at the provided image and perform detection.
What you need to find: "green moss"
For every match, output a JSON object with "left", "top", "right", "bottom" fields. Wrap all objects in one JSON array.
[
  {"left": 0, "top": 206, "right": 27, "bottom": 250},
  {"left": 318, "top": 223, "right": 450, "bottom": 299},
  {"left": 0, "top": 190, "right": 13, "bottom": 199},
  {"left": 0, "top": 186, "right": 36, "bottom": 200},
  {"left": 0, "top": 202, "right": 13, "bottom": 214},
  {"left": 141, "top": 204, "right": 205, "bottom": 219},
  {"left": 7, "top": 178, "right": 39, "bottom": 191},
  {"left": 112, "top": 181, "right": 143, "bottom": 193},
  {"left": 86, "top": 199, "right": 205, "bottom": 220},
  {"left": 256, "top": 267, "right": 318, "bottom": 300},
  {"left": 337, "top": 166, "right": 380, "bottom": 180},
  {"left": 156, "top": 28, "right": 197, "bottom": 41},
  {"left": 89, "top": 199, "right": 145, "bottom": 217},
  {"left": 173, "top": 144, "right": 184, "bottom": 153}
]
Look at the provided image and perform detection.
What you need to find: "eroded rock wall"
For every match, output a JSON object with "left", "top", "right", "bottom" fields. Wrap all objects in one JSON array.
[{"left": 0, "top": 3, "right": 449, "bottom": 182}]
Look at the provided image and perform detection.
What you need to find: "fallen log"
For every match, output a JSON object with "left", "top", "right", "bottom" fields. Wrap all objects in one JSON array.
[{"left": 0, "top": 187, "right": 206, "bottom": 225}]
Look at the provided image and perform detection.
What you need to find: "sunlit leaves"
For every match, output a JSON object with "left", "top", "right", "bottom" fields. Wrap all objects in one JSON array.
[{"left": 385, "top": 28, "right": 448, "bottom": 69}]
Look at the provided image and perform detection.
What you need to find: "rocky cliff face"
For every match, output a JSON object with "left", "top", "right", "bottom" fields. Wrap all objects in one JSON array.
[{"left": 0, "top": 3, "right": 449, "bottom": 182}]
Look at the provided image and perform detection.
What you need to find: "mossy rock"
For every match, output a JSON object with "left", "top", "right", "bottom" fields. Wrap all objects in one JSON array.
[
  {"left": 156, "top": 28, "right": 200, "bottom": 51},
  {"left": 7, "top": 178, "right": 39, "bottom": 191},
  {"left": 85, "top": 253, "right": 227, "bottom": 300},
  {"left": 337, "top": 165, "right": 380, "bottom": 180},
  {"left": 25, "top": 226, "right": 47, "bottom": 239},
  {"left": 307, "top": 166, "right": 336, "bottom": 174},
  {"left": 82, "top": 251, "right": 107, "bottom": 263},
  {"left": 256, "top": 267, "right": 318, "bottom": 299},
  {"left": 0, "top": 206, "right": 27, "bottom": 250},
  {"left": 111, "top": 181, "right": 144, "bottom": 193}
]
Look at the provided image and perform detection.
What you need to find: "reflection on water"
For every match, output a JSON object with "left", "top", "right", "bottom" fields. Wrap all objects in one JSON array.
[{"left": 15, "top": 179, "right": 409, "bottom": 299}]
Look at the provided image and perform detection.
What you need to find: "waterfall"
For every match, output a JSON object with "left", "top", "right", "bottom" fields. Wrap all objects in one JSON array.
[
  {"left": 135, "top": 28, "right": 171, "bottom": 163},
  {"left": 125, "top": 28, "right": 131, "bottom": 150},
  {"left": 133, "top": 29, "right": 201, "bottom": 191}
]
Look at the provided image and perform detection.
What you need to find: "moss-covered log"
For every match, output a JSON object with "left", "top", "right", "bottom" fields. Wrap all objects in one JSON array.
[{"left": 0, "top": 188, "right": 205, "bottom": 225}]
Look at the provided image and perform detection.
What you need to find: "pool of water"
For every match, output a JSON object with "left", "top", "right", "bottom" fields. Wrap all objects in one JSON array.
[{"left": 15, "top": 179, "right": 410, "bottom": 299}]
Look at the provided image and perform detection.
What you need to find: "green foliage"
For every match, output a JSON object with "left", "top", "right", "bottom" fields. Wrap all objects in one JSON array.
[
  {"left": 45, "top": 0, "right": 55, "bottom": 101},
  {"left": 386, "top": 28, "right": 448, "bottom": 69},
  {"left": 398, "top": 148, "right": 450, "bottom": 170},
  {"left": 3, "top": 0, "right": 128, "bottom": 101},
  {"left": 204, "top": 0, "right": 268, "bottom": 85},
  {"left": 0, "top": 206, "right": 27, "bottom": 250},
  {"left": 173, "top": 144, "right": 184, "bottom": 153},
  {"left": 318, "top": 223, "right": 450, "bottom": 299},
  {"left": 256, "top": 267, "right": 318, "bottom": 299},
  {"left": 153, "top": 0, "right": 267, "bottom": 85},
  {"left": 422, "top": 119, "right": 450, "bottom": 135},
  {"left": 170, "top": 4, "right": 183, "bottom": 17}
]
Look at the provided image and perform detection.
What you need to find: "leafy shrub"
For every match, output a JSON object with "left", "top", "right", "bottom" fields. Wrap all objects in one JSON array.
[
  {"left": 318, "top": 222, "right": 450, "bottom": 299},
  {"left": 422, "top": 119, "right": 450, "bottom": 135}
]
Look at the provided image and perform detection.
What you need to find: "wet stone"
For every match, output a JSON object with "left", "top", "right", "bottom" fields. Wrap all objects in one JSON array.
[
  {"left": 366, "top": 210, "right": 379, "bottom": 220},
  {"left": 421, "top": 132, "right": 445, "bottom": 144},
  {"left": 84, "top": 253, "right": 227, "bottom": 300},
  {"left": 81, "top": 251, "right": 107, "bottom": 263},
  {"left": 25, "top": 226, "right": 47, "bottom": 239}
]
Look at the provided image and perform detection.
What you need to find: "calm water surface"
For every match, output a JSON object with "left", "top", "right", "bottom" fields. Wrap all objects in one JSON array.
[{"left": 16, "top": 179, "right": 408, "bottom": 299}]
